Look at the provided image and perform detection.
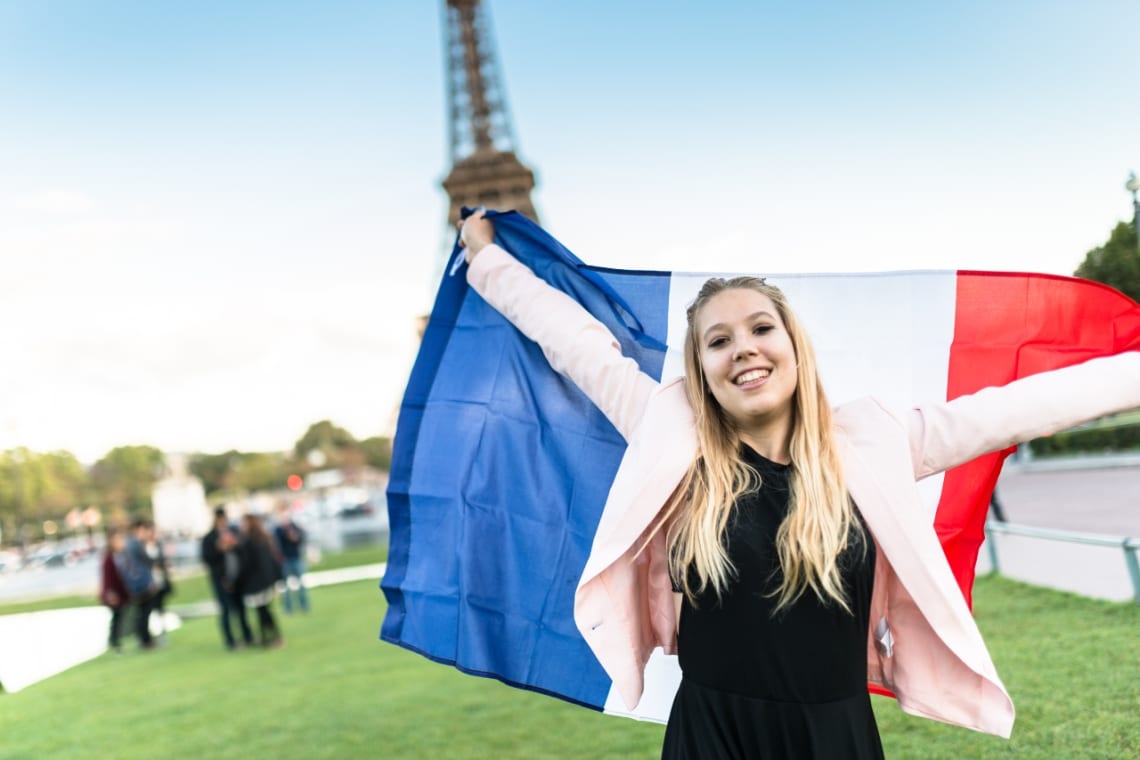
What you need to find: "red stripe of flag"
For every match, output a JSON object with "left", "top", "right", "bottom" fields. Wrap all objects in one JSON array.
[{"left": 940, "top": 272, "right": 1140, "bottom": 605}]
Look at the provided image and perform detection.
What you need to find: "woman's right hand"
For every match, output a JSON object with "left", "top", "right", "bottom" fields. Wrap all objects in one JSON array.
[{"left": 457, "top": 209, "right": 495, "bottom": 263}]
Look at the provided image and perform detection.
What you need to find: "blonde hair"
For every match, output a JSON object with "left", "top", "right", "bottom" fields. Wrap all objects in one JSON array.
[{"left": 658, "top": 276, "right": 861, "bottom": 613}]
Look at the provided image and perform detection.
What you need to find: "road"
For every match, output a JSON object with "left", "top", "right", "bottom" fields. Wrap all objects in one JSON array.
[
  {"left": 0, "top": 554, "right": 103, "bottom": 603},
  {"left": 976, "top": 461, "right": 1140, "bottom": 602}
]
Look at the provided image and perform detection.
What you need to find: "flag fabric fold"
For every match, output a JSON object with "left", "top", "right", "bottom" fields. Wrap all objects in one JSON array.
[{"left": 381, "top": 210, "right": 1140, "bottom": 719}]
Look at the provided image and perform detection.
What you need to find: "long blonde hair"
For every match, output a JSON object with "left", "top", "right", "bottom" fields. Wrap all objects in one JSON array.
[{"left": 658, "top": 276, "right": 860, "bottom": 613}]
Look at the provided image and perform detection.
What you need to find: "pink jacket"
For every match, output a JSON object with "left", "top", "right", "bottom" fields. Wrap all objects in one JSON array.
[{"left": 468, "top": 244, "right": 1140, "bottom": 738}]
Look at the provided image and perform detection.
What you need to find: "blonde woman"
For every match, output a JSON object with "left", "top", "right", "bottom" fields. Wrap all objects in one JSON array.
[{"left": 457, "top": 210, "right": 1140, "bottom": 759}]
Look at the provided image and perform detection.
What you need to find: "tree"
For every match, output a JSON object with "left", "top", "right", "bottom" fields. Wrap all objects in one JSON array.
[
  {"left": 0, "top": 449, "right": 35, "bottom": 543},
  {"left": 34, "top": 451, "right": 88, "bottom": 517},
  {"left": 235, "top": 452, "right": 289, "bottom": 492},
  {"left": 293, "top": 420, "right": 360, "bottom": 469},
  {"left": 1070, "top": 218, "right": 1140, "bottom": 456},
  {"left": 0, "top": 448, "right": 90, "bottom": 544},
  {"left": 189, "top": 450, "right": 242, "bottom": 496},
  {"left": 1074, "top": 221, "right": 1140, "bottom": 301},
  {"left": 191, "top": 450, "right": 292, "bottom": 501},
  {"left": 90, "top": 446, "right": 166, "bottom": 516},
  {"left": 360, "top": 436, "right": 392, "bottom": 472}
]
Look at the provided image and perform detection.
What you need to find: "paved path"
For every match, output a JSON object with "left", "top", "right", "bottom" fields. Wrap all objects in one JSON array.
[
  {"left": 171, "top": 563, "right": 386, "bottom": 618},
  {"left": 977, "top": 461, "right": 1140, "bottom": 602}
]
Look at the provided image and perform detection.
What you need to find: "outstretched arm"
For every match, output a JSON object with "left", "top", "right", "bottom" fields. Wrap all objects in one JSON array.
[
  {"left": 459, "top": 212, "right": 660, "bottom": 442},
  {"left": 909, "top": 352, "right": 1140, "bottom": 479}
]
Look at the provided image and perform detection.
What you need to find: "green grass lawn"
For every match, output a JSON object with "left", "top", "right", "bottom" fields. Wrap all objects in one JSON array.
[
  {"left": 0, "top": 543, "right": 387, "bottom": 616},
  {"left": 0, "top": 574, "right": 1136, "bottom": 759},
  {"left": 874, "top": 575, "right": 1139, "bottom": 759}
]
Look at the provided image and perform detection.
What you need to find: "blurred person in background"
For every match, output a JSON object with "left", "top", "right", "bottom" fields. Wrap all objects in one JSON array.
[
  {"left": 201, "top": 507, "right": 254, "bottom": 651},
  {"left": 235, "top": 513, "right": 285, "bottom": 648},
  {"left": 148, "top": 527, "right": 175, "bottom": 645},
  {"left": 988, "top": 489, "right": 1008, "bottom": 523},
  {"left": 122, "top": 517, "right": 159, "bottom": 650},
  {"left": 99, "top": 527, "right": 130, "bottom": 653},
  {"left": 274, "top": 505, "right": 310, "bottom": 614}
]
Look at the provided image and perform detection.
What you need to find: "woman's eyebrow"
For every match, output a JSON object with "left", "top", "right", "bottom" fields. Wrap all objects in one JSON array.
[{"left": 702, "top": 312, "right": 774, "bottom": 340}]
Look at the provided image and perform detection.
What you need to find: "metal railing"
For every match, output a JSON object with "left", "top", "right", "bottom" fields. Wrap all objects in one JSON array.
[{"left": 984, "top": 520, "right": 1140, "bottom": 605}]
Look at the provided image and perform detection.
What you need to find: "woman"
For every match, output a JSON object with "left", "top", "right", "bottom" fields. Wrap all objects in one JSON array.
[
  {"left": 457, "top": 210, "right": 1140, "bottom": 758},
  {"left": 99, "top": 527, "right": 130, "bottom": 653},
  {"left": 235, "top": 513, "right": 285, "bottom": 648}
]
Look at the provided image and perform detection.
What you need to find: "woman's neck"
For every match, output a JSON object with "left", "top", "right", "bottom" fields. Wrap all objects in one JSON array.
[{"left": 737, "top": 427, "right": 791, "bottom": 465}]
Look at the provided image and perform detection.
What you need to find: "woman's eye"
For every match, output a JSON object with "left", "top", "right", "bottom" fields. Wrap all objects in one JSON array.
[
  {"left": 708, "top": 337, "right": 728, "bottom": 349},
  {"left": 753, "top": 325, "right": 773, "bottom": 335}
]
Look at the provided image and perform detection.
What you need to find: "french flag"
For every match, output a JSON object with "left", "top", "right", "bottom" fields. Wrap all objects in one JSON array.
[{"left": 380, "top": 210, "right": 1140, "bottom": 721}]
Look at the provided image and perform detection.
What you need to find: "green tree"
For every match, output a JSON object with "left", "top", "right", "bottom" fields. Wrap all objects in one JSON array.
[
  {"left": 359, "top": 436, "right": 392, "bottom": 472},
  {"left": 293, "top": 420, "right": 361, "bottom": 469},
  {"left": 0, "top": 449, "right": 35, "bottom": 543},
  {"left": 90, "top": 445, "right": 165, "bottom": 516},
  {"left": 0, "top": 448, "right": 90, "bottom": 543},
  {"left": 235, "top": 452, "right": 289, "bottom": 492},
  {"left": 37, "top": 451, "right": 88, "bottom": 517},
  {"left": 1074, "top": 221, "right": 1140, "bottom": 301},
  {"left": 1068, "top": 218, "right": 1140, "bottom": 456},
  {"left": 189, "top": 450, "right": 242, "bottom": 496},
  {"left": 190, "top": 450, "right": 291, "bottom": 501}
]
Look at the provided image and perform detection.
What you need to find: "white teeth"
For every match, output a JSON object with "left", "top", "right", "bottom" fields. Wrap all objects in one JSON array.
[{"left": 735, "top": 369, "right": 770, "bottom": 385}]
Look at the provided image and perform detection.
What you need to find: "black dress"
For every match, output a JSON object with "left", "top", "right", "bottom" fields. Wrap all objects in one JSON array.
[{"left": 661, "top": 446, "right": 883, "bottom": 760}]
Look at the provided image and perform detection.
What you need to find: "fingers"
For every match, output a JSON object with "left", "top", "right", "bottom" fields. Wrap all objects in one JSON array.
[
  {"left": 456, "top": 209, "right": 485, "bottom": 239},
  {"left": 458, "top": 207, "right": 489, "bottom": 252}
]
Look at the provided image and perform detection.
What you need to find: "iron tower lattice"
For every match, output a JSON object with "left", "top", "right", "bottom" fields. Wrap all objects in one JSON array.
[{"left": 441, "top": 0, "right": 538, "bottom": 227}]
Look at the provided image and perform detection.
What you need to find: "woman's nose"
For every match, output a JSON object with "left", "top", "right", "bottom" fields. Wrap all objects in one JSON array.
[{"left": 732, "top": 342, "right": 757, "bottom": 362}]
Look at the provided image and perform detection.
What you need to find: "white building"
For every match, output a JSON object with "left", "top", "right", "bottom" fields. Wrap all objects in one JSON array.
[{"left": 151, "top": 453, "right": 210, "bottom": 537}]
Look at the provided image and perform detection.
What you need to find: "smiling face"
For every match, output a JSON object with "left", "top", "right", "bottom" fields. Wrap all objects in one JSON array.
[{"left": 694, "top": 287, "right": 799, "bottom": 447}]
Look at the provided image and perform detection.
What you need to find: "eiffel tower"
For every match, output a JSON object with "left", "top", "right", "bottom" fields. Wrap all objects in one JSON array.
[{"left": 441, "top": 0, "right": 539, "bottom": 226}]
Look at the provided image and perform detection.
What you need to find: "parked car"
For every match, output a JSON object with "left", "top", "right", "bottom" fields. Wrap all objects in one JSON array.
[
  {"left": 25, "top": 545, "right": 79, "bottom": 570},
  {"left": 338, "top": 502, "right": 376, "bottom": 519}
]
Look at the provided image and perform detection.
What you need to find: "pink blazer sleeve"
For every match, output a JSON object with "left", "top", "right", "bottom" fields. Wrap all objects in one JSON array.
[
  {"left": 466, "top": 244, "right": 661, "bottom": 442},
  {"left": 908, "top": 352, "right": 1140, "bottom": 478}
]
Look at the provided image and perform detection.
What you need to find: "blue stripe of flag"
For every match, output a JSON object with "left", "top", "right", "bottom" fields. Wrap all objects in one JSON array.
[{"left": 381, "top": 211, "right": 670, "bottom": 708}]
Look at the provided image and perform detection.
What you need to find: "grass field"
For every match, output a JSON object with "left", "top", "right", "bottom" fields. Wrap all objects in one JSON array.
[{"left": 0, "top": 574, "right": 1136, "bottom": 759}]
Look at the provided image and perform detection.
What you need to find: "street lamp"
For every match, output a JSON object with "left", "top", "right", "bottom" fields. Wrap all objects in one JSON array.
[{"left": 1128, "top": 171, "right": 1140, "bottom": 250}]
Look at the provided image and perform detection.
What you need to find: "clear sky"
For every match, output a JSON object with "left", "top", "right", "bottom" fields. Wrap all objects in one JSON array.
[{"left": 2, "top": 1, "right": 1137, "bottom": 461}]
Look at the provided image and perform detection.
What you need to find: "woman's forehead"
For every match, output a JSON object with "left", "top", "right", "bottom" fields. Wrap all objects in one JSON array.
[{"left": 696, "top": 288, "right": 780, "bottom": 328}]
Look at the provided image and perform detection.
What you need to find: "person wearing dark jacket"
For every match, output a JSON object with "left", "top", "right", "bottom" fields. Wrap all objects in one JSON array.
[
  {"left": 235, "top": 513, "right": 284, "bottom": 648},
  {"left": 99, "top": 528, "right": 130, "bottom": 652},
  {"left": 201, "top": 507, "right": 254, "bottom": 650},
  {"left": 122, "top": 518, "right": 159, "bottom": 649},
  {"left": 274, "top": 508, "right": 309, "bottom": 614}
]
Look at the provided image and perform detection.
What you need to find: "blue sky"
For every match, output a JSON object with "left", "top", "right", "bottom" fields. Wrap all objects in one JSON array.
[{"left": 1, "top": 1, "right": 1137, "bottom": 460}]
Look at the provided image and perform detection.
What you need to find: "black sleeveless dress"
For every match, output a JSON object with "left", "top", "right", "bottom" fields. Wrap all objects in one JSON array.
[{"left": 661, "top": 446, "right": 883, "bottom": 760}]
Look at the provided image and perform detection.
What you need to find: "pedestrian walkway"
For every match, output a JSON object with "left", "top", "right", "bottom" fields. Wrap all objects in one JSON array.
[
  {"left": 171, "top": 563, "right": 386, "bottom": 619},
  {"left": 0, "top": 608, "right": 182, "bottom": 693},
  {"left": 992, "top": 462, "right": 1140, "bottom": 602},
  {"left": 0, "top": 563, "right": 386, "bottom": 694}
]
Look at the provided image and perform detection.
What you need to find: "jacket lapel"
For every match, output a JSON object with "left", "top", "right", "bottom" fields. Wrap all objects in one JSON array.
[
  {"left": 578, "top": 380, "right": 696, "bottom": 585},
  {"left": 835, "top": 399, "right": 1003, "bottom": 681}
]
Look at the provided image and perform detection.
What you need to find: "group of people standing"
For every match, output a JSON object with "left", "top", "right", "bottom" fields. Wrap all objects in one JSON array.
[
  {"left": 97, "top": 505, "right": 309, "bottom": 654},
  {"left": 200, "top": 506, "right": 310, "bottom": 651},
  {"left": 99, "top": 517, "right": 174, "bottom": 652}
]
